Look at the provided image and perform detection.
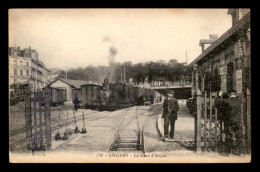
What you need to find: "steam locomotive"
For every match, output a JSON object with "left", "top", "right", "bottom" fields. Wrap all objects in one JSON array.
[{"left": 80, "top": 78, "right": 155, "bottom": 111}]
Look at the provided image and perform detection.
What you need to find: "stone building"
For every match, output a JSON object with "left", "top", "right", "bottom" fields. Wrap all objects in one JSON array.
[
  {"left": 9, "top": 46, "right": 51, "bottom": 92},
  {"left": 188, "top": 8, "right": 250, "bottom": 152},
  {"left": 48, "top": 78, "right": 94, "bottom": 101},
  {"left": 188, "top": 9, "right": 250, "bottom": 96}
]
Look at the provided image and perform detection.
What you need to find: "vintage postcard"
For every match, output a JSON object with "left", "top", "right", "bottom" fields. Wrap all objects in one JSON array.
[{"left": 8, "top": 8, "right": 251, "bottom": 163}]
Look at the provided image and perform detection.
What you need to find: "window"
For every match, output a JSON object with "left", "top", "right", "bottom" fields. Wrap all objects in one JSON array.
[
  {"left": 220, "top": 56, "right": 225, "bottom": 66},
  {"left": 26, "top": 70, "right": 29, "bottom": 76},
  {"left": 225, "top": 54, "right": 230, "bottom": 64},
  {"left": 227, "top": 62, "right": 234, "bottom": 92},
  {"left": 20, "top": 61, "right": 23, "bottom": 63},
  {"left": 14, "top": 69, "right": 17, "bottom": 76},
  {"left": 20, "top": 70, "right": 23, "bottom": 76},
  {"left": 26, "top": 61, "right": 29, "bottom": 66}
]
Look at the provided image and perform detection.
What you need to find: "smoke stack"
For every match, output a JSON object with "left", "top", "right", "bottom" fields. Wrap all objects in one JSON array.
[
  {"left": 121, "top": 68, "right": 123, "bottom": 83},
  {"left": 66, "top": 67, "right": 67, "bottom": 79},
  {"left": 124, "top": 66, "right": 126, "bottom": 83},
  {"left": 104, "top": 74, "right": 110, "bottom": 90},
  {"left": 209, "top": 34, "right": 219, "bottom": 40},
  {"left": 199, "top": 34, "right": 218, "bottom": 52}
]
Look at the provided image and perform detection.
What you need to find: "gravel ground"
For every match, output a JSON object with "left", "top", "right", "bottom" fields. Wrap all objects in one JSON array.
[
  {"left": 9, "top": 101, "right": 109, "bottom": 153},
  {"left": 52, "top": 107, "right": 134, "bottom": 153}
]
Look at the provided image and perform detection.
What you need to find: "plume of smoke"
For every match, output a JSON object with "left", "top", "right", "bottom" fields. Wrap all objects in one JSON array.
[
  {"left": 108, "top": 46, "right": 117, "bottom": 67},
  {"left": 102, "top": 36, "right": 118, "bottom": 83},
  {"left": 103, "top": 36, "right": 111, "bottom": 42}
]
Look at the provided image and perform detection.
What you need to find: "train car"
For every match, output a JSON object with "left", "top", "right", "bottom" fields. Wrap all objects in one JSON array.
[
  {"left": 110, "top": 83, "right": 125, "bottom": 110},
  {"left": 92, "top": 85, "right": 102, "bottom": 109},
  {"left": 80, "top": 84, "right": 92, "bottom": 108},
  {"left": 42, "top": 87, "right": 66, "bottom": 106},
  {"left": 81, "top": 84, "right": 102, "bottom": 109}
]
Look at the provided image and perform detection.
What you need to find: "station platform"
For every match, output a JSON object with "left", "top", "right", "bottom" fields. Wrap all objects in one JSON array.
[
  {"left": 143, "top": 100, "right": 251, "bottom": 162},
  {"left": 143, "top": 100, "right": 195, "bottom": 155}
]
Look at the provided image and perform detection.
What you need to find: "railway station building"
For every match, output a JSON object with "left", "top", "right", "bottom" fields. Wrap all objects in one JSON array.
[{"left": 188, "top": 9, "right": 250, "bottom": 153}]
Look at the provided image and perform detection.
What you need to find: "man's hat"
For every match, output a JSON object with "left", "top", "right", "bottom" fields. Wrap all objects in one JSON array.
[
  {"left": 222, "top": 93, "right": 229, "bottom": 99},
  {"left": 168, "top": 90, "right": 174, "bottom": 94},
  {"left": 228, "top": 89, "right": 236, "bottom": 93}
]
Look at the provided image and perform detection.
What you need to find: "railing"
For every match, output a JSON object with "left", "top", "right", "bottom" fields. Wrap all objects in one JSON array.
[{"left": 194, "top": 88, "right": 251, "bottom": 154}]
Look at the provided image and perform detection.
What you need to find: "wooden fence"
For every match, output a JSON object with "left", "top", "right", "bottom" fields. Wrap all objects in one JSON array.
[{"left": 24, "top": 86, "right": 52, "bottom": 155}]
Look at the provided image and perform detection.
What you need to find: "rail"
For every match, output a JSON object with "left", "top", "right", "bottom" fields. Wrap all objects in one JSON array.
[
  {"left": 9, "top": 110, "right": 100, "bottom": 148},
  {"left": 106, "top": 108, "right": 131, "bottom": 153}
]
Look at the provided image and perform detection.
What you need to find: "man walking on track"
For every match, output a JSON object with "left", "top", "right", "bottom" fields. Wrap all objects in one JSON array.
[
  {"left": 162, "top": 90, "right": 179, "bottom": 141},
  {"left": 73, "top": 93, "right": 80, "bottom": 111}
]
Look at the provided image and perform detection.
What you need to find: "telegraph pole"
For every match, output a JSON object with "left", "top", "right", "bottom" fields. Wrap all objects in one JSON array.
[
  {"left": 66, "top": 66, "right": 67, "bottom": 79},
  {"left": 124, "top": 65, "right": 126, "bottom": 83},
  {"left": 185, "top": 50, "right": 188, "bottom": 65},
  {"left": 121, "top": 68, "right": 123, "bottom": 83}
]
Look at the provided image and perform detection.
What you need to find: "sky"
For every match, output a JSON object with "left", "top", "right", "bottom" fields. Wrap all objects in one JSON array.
[{"left": 9, "top": 9, "right": 232, "bottom": 70}]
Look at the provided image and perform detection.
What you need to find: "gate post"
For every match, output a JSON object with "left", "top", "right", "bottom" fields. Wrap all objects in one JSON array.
[
  {"left": 24, "top": 87, "right": 32, "bottom": 152},
  {"left": 43, "top": 86, "right": 52, "bottom": 153},
  {"left": 246, "top": 88, "right": 251, "bottom": 153},
  {"left": 204, "top": 91, "right": 207, "bottom": 151},
  {"left": 196, "top": 89, "right": 202, "bottom": 153}
]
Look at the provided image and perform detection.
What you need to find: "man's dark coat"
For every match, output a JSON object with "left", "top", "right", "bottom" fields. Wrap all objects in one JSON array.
[{"left": 162, "top": 97, "right": 179, "bottom": 120}]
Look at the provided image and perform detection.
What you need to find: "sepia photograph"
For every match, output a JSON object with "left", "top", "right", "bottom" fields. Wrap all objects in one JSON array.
[{"left": 8, "top": 8, "right": 251, "bottom": 163}]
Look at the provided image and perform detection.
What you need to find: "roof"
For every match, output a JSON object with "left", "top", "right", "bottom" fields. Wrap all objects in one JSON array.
[
  {"left": 188, "top": 12, "right": 250, "bottom": 68},
  {"left": 48, "top": 78, "right": 101, "bottom": 89}
]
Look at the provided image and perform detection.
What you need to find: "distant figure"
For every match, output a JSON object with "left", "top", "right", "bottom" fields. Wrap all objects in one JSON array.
[
  {"left": 150, "top": 95, "right": 154, "bottom": 105},
  {"left": 162, "top": 90, "right": 179, "bottom": 141},
  {"left": 227, "top": 90, "right": 245, "bottom": 155},
  {"left": 73, "top": 93, "right": 80, "bottom": 111}
]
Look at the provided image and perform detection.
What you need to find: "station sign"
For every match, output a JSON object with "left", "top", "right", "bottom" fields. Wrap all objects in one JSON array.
[
  {"left": 221, "top": 75, "right": 227, "bottom": 93},
  {"left": 219, "top": 66, "right": 227, "bottom": 75},
  {"left": 236, "top": 70, "right": 243, "bottom": 94}
]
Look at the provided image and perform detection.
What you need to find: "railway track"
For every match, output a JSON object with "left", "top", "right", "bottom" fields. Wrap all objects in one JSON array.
[
  {"left": 107, "top": 106, "right": 145, "bottom": 153},
  {"left": 9, "top": 110, "right": 100, "bottom": 148}
]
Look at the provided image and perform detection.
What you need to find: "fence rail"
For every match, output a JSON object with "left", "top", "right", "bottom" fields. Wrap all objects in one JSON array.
[{"left": 195, "top": 88, "right": 251, "bottom": 154}]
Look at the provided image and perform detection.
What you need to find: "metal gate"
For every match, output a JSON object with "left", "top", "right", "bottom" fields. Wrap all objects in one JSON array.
[
  {"left": 24, "top": 86, "right": 52, "bottom": 155},
  {"left": 194, "top": 88, "right": 251, "bottom": 153}
]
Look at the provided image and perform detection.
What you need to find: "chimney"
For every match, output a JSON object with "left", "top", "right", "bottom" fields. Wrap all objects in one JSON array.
[
  {"left": 29, "top": 46, "right": 31, "bottom": 58},
  {"left": 209, "top": 34, "right": 219, "bottom": 40},
  {"left": 199, "top": 34, "right": 218, "bottom": 53}
]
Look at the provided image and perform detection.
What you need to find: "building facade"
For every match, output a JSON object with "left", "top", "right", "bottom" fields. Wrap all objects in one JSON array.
[
  {"left": 188, "top": 9, "right": 250, "bottom": 153},
  {"left": 189, "top": 9, "right": 250, "bottom": 96},
  {"left": 48, "top": 78, "right": 95, "bottom": 101},
  {"left": 9, "top": 46, "right": 51, "bottom": 92}
]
